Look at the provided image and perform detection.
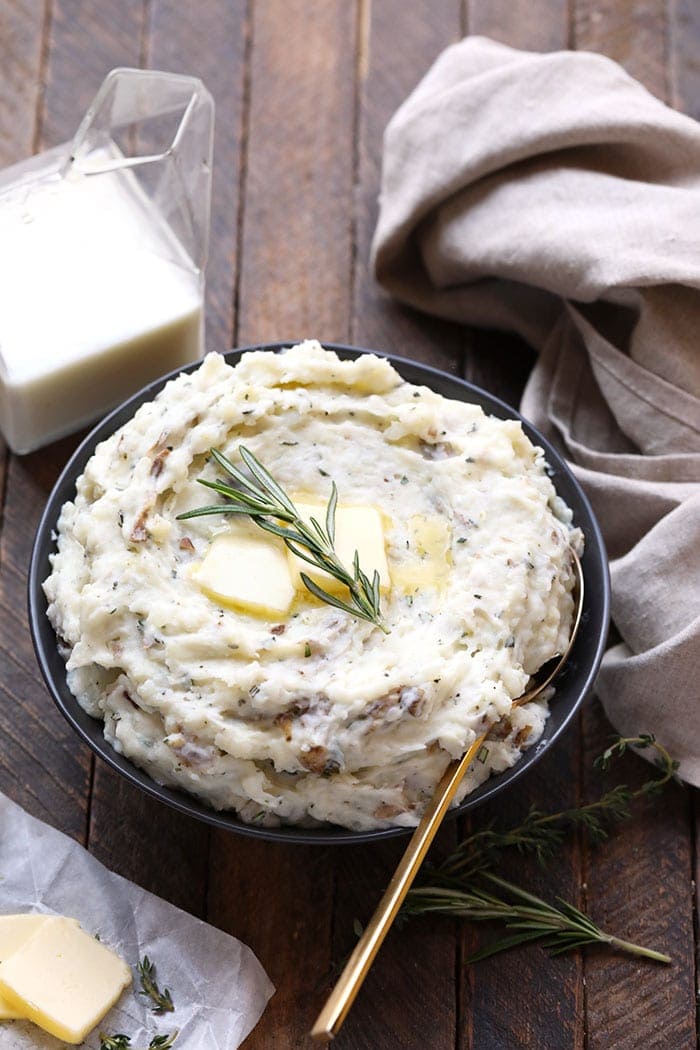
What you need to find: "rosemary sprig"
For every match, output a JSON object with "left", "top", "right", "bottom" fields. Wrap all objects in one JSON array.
[
  {"left": 395, "top": 735, "right": 676, "bottom": 964},
  {"left": 177, "top": 446, "right": 388, "bottom": 632},
  {"left": 404, "top": 874, "right": 671, "bottom": 964},
  {"left": 436, "top": 734, "right": 679, "bottom": 881},
  {"left": 137, "top": 955, "right": 174, "bottom": 1014}
]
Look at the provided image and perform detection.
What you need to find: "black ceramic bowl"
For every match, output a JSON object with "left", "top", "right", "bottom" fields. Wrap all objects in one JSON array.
[{"left": 29, "top": 343, "right": 610, "bottom": 845}]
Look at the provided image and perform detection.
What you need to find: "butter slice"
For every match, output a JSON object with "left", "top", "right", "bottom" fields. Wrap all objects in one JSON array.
[
  {"left": 0, "top": 914, "right": 53, "bottom": 1020},
  {"left": 0, "top": 916, "right": 131, "bottom": 1044},
  {"left": 288, "top": 504, "right": 390, "bottom": 594},
  {"left": 195, "top": 528, "right": 295, "bottom": 617}
]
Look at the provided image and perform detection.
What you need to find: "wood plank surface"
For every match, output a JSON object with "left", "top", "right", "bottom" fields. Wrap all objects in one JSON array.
[
  {"left": 351, "top": 0, "right": 464, "bottom": 374},
  {"left": 235, "top": 0, "right": 357, "bottom": 345},
  {"left": 669, "top": 0, "right": 700, "bottom": 120},
  {"left": 573, "top": 0, "right": 667, "bottom": 98},
  {"left": 581, "top": 705, "right": 696, "bottom": 1050},
  {"left": 147, "top": 0, "right": 249, "bottom": 356},
  {"left": 467, "top": 0, "right": 569, "bottom": 51},
  {"left": 0, "top": 4, "right": 698, "bottom": 1050}
]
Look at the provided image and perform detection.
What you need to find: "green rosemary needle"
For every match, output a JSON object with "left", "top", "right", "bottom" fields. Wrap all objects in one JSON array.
[{"left": 177, "top": 446, "right": 388, "bottom": 633}]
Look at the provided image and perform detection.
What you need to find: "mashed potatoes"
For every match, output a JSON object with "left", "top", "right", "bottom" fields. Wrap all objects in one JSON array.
[{"left": 44, "top": 341, "right": 580, "bottom": 832}]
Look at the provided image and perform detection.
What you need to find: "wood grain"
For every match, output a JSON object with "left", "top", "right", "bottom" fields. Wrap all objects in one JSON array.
[
  {"left": 330, "top": 826, "right": 459, "bottom": 1050},
  {"left": 351, "top": 0, "right": 465, "bottom": 374},
  {"left": 581, "top": 704, "right": 696, "bottom": 1050},
  {"left": 147, "top": 0, "right": 249, "bottom": 355},
  {"left": 0, "top": 0, "right": 47, "bottom": 159},
  {"left": 0, "top": 437, "right": 91, "bottom": 840},
  {"left": 236, "top": 0, "right": 358, "bottom": 346},
  {"left": 41, "top": 0, "right": 148, "bottom": 146},
  {"left": 669, "top": 0, "right": 700, "bottom": 119},
  {"left": 467, "top": 0, "right": 570, "bottom": 51},
  {"left": 573, "top": 0, "right": 667, "bottom": 99}
]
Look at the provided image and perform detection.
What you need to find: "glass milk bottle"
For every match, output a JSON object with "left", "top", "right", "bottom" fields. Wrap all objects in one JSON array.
[{"left": 0, "top": 68, "right": 214, "bottom": 453}]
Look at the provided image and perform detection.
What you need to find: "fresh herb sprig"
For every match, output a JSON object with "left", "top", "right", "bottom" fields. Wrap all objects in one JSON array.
[
  {"left": 99, "top": 1035, "right": 177, "bottom": 1050},
  {"left": 404, "top": 874, "right": 671, "bottom": 964},
  {"left": 138, "top": 955, "right": 174, "bottom": 1014},
  {"left": 395, "top": 735, "right": 676, "bottom": 964},
  {"left": 177, "top": 446, "right": 388, "bottom": 633},
  {"left": 434, "top": 735, "right": 679, "bottom": 881}
]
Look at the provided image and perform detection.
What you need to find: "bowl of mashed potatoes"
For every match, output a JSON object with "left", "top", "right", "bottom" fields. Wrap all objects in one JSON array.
[{"left": 30, "top": 342, "right": 609, "bottom": 844}]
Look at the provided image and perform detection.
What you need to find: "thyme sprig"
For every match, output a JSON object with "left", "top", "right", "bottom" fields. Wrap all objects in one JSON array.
[
  {"left": 177, "top": 446, "right": 388, "bottom": 632},
  {"left": 99, "top": 1035, "right": 177, "bottom": 1050},
  {"left": 396, "top": 735, "right": 676, "bottom": 964},
  {"left": 138, "top": 955, "right": 174, "bottom": 1014}
]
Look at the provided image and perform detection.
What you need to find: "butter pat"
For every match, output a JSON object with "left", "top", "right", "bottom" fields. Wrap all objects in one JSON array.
[
  {"left": 0, "top": 916, "right": 131, "bottom": 1043},
  {"left": 195, "top": 528, "right": 295, "bottom": 617},
  {"left": 288, "top": 503, "right": 390, "bottom": 593},
  {"left": 0, "top": 914, "right": 52, "bottom": 1019}
]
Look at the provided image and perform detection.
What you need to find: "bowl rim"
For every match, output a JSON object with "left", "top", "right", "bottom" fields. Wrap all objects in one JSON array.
[{"left": 28, "top": 341, "right": 611, "bottom": 845}]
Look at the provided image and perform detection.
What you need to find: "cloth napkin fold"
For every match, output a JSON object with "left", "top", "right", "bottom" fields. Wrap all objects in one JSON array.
[
  {"left": 0, "top": 792, "right": 273, "bottom": 1049},
  {"left": 372, "top": 37, "right": 700, "bottom": 785}
]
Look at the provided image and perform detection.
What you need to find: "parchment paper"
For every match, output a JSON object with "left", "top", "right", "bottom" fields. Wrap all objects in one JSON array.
[{"left": 0, "top": 792, "right": 274, "bottom": 1049}]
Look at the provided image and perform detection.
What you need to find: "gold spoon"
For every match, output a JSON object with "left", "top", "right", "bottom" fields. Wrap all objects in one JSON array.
[{"left": 311, "top": 549, "right": 584, "bottom": 1042}]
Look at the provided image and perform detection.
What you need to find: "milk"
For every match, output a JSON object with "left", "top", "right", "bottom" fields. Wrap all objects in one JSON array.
[{"left": 0, "top": 146, "right": 204, "bottom": 453}]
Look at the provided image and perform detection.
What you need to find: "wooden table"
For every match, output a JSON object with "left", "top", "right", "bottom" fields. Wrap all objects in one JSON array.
[{"left": 1, "top": 3, "right": 697, "bottom": 1048}]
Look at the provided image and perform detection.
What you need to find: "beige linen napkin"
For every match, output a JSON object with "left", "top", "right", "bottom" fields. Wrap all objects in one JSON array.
[{"left": 372, "top": 37, "right": 700, "bottom": 785}]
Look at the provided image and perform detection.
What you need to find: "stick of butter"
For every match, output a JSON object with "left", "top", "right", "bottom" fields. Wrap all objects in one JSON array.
[
  {"left": 0, "top": 914, "right": 53, "bottom": 1020},
  {"left": 0, "top": 915, "right": 132, "bottom": 1043}
]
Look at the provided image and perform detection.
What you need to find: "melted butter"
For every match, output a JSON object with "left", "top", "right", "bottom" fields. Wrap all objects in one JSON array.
[{"left": 391, "top": 515, "right": 452, "bottom": 595}]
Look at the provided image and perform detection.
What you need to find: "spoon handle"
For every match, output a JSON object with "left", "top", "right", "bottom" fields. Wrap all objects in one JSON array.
[{"left": 310, "top": 733, "right": 486, "bottom": 1042}]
